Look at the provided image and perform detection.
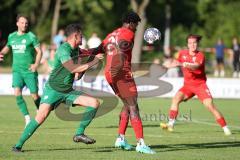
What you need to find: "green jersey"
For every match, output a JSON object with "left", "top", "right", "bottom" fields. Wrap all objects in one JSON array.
[
  {"left": 7, "top": 31, "right": 40, "bottom": 72},
  {"left": 48, "top": 42, "right": 79, "bottom": 93}
]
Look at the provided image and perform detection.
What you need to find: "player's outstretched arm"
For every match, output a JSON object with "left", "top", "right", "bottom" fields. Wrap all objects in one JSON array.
[
  {"left": 79, "top": 43, "right": 104, "bottom": 56},
  {"left": 182, "top": 62, "right": 201, "bottom": 70},
  {"left": 63, "top": 54, "right": 104, "bottom": 73},
  {"left": 163, "top": 59, "right": 182, "bottom": 68}
]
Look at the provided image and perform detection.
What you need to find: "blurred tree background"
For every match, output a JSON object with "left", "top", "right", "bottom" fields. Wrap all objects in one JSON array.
[{"left": 1, "top": 0, "right": 240, "bottom": 69}]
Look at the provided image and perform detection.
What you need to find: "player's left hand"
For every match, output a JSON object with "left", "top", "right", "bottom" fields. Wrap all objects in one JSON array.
[{"left": 29, "top": 64, "right": 38, "bottom": 72}]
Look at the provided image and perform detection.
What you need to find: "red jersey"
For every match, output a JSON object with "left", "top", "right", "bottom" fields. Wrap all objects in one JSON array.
[
  {"left": 102, "top": 27, "right": 134, "bottom": 82},
  {"left": 177, "top": 50, "right": 206, "bottom": 85}
]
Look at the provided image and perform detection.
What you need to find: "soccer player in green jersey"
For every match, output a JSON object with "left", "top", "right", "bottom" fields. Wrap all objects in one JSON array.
[
  {"left": 12, "top": 23, "right": 104, "bottom": 152},
  {"left": 0, "top": 15, "right": 42, "bottom": 126}
]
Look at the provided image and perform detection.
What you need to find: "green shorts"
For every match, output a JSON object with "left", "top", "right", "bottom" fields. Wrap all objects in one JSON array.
[
  {"left": 12, "top": 71, "right": 38, "bottom": 93},
  {"left": 40, "top": 83, "right": 84, "bottom": 108}
]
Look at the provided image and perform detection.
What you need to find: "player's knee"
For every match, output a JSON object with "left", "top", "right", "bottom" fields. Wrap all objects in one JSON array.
[
  {"left": 129, "top": 106, "right": 140, "bottom": 119},
  {"left": 31, "top": 93, "right": 39, "bottom": 100},
  {"left": 35, "top": 107, "right": 50, "bottom": 124},
  {"left": 14, "top": 90, "right": 22, "bottom": 96},
  {"left": 129, "top": 112, "right": 140, "bottom": 119},
  {"left": 89, "top": 98, "right": 100, "bottom": 108},
  {"left": 172, "top": 96, "right": 182, "bottom": 104},
  {"left": 35, "top": 113, "right": 47, "bottom": 124},
  {"left": 203, "top": 98, "right": 213, "bottom": 108}
]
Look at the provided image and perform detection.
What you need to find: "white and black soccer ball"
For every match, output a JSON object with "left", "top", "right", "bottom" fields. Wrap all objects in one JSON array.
[{"left": 144, "top": 27, "right": 161, "bottom": 44}]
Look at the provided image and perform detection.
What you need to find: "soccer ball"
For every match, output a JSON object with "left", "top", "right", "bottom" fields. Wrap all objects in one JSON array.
[{"left": 144, "top": 27, "right": 161, "bottom": 44}]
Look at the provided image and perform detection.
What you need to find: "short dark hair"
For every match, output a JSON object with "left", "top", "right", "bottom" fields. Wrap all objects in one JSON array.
[
  {"left": 187, "top": 34, "right": 202, "bottom": 42},
  {"left": 16, "top": 14, "right": 29, "bottom": 22},
  {"left": 65, "top": 23, "right": 82, "bottom": 37},
  {"left": 122, "top": 11, "right": 141, "bottom": 24}
]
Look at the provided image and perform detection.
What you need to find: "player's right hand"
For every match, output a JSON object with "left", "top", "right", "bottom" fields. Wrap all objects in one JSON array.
[{"left": 29, "top": 64, "right": 38, "bottom": 72}]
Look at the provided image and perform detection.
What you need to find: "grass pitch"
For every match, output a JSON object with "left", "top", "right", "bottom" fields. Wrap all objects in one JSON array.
[{"left": 0, "top": 96, "right": 240, "bottom": 160}]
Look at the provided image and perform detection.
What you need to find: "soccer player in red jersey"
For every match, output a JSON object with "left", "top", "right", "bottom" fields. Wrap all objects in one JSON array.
[
  {"left": 97, "top": 11, "right": 155, "bottom": 154},
  {"left": 160, "top": 34, "right": 231, "bottom": 136}
]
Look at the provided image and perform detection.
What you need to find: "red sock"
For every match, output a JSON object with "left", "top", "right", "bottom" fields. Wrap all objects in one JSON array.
[
  {"left": 130, "top": 117, "right": 143, "bottom": 139},
  {"left": 169, "top": 110, "right": 178, "bottom": 119},
  {"left": 118, "top": 112, "right": 129, "bottom": 135},
  {"left": 217, "top": 117, "right": 227, "bottom": 127}
]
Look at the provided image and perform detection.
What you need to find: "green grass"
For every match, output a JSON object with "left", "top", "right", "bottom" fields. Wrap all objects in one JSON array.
[{"left": 0, "top": 96, "right": 240, "bottom": 160}]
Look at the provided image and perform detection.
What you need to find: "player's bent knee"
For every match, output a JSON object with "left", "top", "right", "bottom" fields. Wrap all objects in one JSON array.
[
  {"left": 35, "top": 114, "right": 47, "bottom": 124},
  {"left": 35, "top": 104, "right": 51, "bottom": 124},
  {"left": 89, "top": 99, "right": 100, "bottom": 108},
  {"left": 203, "top": 98, "right": 213, "bottom": 107},
  {"left": 14, "top": 89, "right": 22, "bottom": 96},
  {"left": 35, "top": 110, "right": 50, "bottom": 124},
  {"left": 31, "top": 93, "right": 39, "bottom": 100}
]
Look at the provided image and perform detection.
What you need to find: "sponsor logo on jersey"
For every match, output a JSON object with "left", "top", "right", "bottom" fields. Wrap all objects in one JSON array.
[
  {"left": 21, "top": 39, "right": 27, "bottom": 44},
  {"left": 12, "top": 44, "right": 26, "bottom": 50}
]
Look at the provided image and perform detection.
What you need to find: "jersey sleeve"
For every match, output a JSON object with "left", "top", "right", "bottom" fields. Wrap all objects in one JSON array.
[
  {"left": 29, "top": 32, "right": 40, "bottom": 48},
  {"left": 118, "top": 31, "right": 133, "bottom": 43},
  {"left": 117, "top": 31, "right": 134, "bottom": 53},
  {"left": 195, "top": 52, "right": 205, "bottom": 65},
  {"left": 58, "top": 48, "right": 71, "bottom": 64}
]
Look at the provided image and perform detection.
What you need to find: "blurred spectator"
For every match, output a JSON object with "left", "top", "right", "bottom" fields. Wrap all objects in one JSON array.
[
  {"left": 87, "top": 32, "right": 101, "bottom": 48},
  {"left": 53, "top": 29, "right": 66, "bottom": 48},
  {"left": 231, "top": 37, "right": 240, "bottom": 78},
  {"left": 40, "top": 43, "right": 50, "bottom": 64},
  {"left": 214, "top": 38, "right": 225, "bottom": 77},
  {"left": 47, "top": 45, "right": 56, "bottom": 72}
]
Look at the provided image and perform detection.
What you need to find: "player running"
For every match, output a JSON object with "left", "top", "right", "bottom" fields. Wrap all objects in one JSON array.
[
  {"left": 12, "top": 23, "right": 104, "bottom": 152},
  {"left": 0, "top": 14, "right": 42, "bottom": 127},
  {"left": 98, "top": 11, "right": 155, "bottom": 154},
  {"left": 160, "top": 34, "right": 231, "bottom": 136}
]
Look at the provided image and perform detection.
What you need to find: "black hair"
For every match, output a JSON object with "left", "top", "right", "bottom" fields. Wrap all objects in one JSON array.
[
  {"left": 65, "top": 23, "right": 82, "bottom": 37},
  {"left": 122, "top": 11, "right": 141, "bottom": 24},
  {"left": 16, "top": 14, "right": 29, "bottom": 22}
]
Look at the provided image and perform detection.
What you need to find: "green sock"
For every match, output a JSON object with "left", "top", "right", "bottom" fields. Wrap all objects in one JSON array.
[
  {"left": 34, "top": 97, "right": 41, "bottom": 109},
  {"left": 16, "top": 96, "right": 29, "bottom": 116},
  {"left": 76, "top": 107, "right": 98, "bottom": 135},
  {"left": 15, "top": 119, "right": 40, "bottom": 148}
]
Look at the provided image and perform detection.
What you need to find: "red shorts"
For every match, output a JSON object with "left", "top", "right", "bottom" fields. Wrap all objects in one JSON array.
[
  {"left": 179, "top": 83, "right": 212, "bottom": 102},
  {"left": 106, "top": 77, "right": 138, "bottom": 99}
]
